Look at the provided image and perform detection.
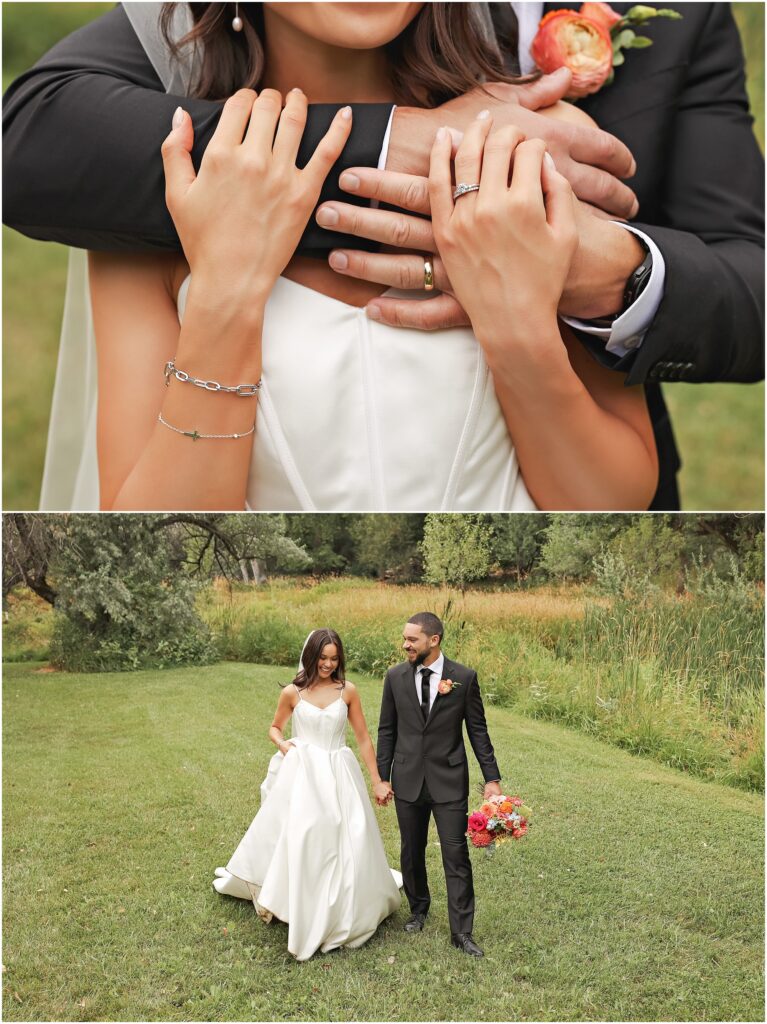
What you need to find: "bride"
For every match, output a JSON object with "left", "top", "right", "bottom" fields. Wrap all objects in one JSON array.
[
  {"left": 81, "top": 1, "right": 657, "bottom": 511},
  {"left": 212, "top": 629, "right": 401, "bottom": 961}
]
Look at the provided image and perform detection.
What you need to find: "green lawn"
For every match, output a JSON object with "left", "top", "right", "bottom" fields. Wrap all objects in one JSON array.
[{"left": 3, "top": 662, "right": 763, "bottom": 1022}]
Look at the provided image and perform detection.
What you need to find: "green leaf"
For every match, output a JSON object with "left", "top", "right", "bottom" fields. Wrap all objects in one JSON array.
[
  {"left": 629, "top": 35, "right": 654, "bottom": 48},
  {"left": 612, "top": 51, "right": 625, "bottom": 67},
  {"left": 656, "top": 8, "right": 683, "bottom": 18},
  {"left": 616, "top": 29, "right": 637, "bottom": 49},
  {"left": 624, "top": 4, "right": 659, "bottom": 23}
]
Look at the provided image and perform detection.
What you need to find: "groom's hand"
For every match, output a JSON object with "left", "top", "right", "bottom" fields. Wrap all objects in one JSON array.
[
  {"left": 387, "top": 69, "right": 637, "bottom": 218},
  {"left": 483, "top": 781, "right": 503, "bottom": 800},
  {"left": 318, "top": 167, "right": 646, "bottom": 328}
]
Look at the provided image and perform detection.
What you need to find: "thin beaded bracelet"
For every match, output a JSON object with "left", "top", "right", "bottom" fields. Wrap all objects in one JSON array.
[
  {"left": 158, "top": 413, "right": 255, "bottom": 441},
  {"left": 164, "top": 359, "right": 262, "bottom": 397}
]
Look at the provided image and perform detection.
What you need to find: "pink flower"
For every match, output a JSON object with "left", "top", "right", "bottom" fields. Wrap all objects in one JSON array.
[
  {"left": 470, "top": 829, "right": 493, "bottom": 848},
  {"left": 468, "top": 812, "right": 488, "bottom": 832}
]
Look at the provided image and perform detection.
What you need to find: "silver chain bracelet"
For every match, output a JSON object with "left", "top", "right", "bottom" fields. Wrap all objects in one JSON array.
[
  {"left": 164, "top": 359, "right": 262, "bottom": 397},
  {"left": 158, "top": 412, "right": 255, "bottom": 441}
]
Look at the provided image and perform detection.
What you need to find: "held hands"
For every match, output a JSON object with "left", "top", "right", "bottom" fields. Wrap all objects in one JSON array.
[
  {"left": 429, "top": 113, "right": 578, "bottom": 345},
  {"left": 374, "top": 781, "right": 394, "bottom": 806},
  {"left": 161, "top": 89, "right": 353, "bottom": 305}
]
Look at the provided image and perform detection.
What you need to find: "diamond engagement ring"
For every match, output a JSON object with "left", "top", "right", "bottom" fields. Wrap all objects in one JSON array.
[{"left": 453, "top": 182, "right": 481, "bottom": 200}]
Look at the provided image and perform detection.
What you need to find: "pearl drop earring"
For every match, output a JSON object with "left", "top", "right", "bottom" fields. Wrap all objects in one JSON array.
[{"left": 232, "top": 2, "right": 243, "bottom": 32}]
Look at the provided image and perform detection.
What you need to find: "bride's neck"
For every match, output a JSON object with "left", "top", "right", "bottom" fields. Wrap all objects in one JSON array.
[{"left": 260, "top": 8, "right": 395, "bottom": 103}]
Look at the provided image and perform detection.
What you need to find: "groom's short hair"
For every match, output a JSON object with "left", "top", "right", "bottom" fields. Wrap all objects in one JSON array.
[{"left": 408, "top": 612, "right": 444, "bottom": 641}]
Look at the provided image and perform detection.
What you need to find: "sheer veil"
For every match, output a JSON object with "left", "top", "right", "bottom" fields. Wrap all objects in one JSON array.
[{"left": 38, "top": 1, "right": 497, "bottom": 510}]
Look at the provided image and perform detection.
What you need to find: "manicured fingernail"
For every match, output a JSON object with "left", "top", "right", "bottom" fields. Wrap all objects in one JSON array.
[
  {"left": 340, "top": 105, "right": 352, "bottom": 120},
  {"left": 316, "top": 205, "right": 339, "bottom": 227},
  {"left": 447, "top": 127, "right": 464, "bottom": 147},
  {"left": 172, "top": 106, "right": 185, "bottom": 129},
  {"left": 329, "top": 251, "right": 348, "bottom": 270},
  {"left": 436, "top": 126, "right": 447, "bottom": 142},
  {"left": 630, "top": 199, "right": 640, "bottom": 218},
  {"left": 476, "top": 109, "right": 490, "bottom": 120},
  {"left": 339, "top": 172, "right": 360, "bottom": 191},
  {"left": 543, "top": 152, "right": 555, "bottom": 170},
  {"left": 366, "top": 304, "right": 382, "bottom": 321},
  {"left": 290, "top": 86, "right": 303, "bottom": 94}
]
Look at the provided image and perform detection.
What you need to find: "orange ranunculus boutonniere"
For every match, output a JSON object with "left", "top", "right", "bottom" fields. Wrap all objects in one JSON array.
[
  {"left": 437, "top": 678, "right": 462, "bottom": 696},
  {"left": 531, "top": 4, "right": 682, "bottom": 100}
]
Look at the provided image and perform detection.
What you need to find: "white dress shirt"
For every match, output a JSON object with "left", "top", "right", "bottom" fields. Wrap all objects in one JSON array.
[
  {"left": 376, "top": 0, "right": 665, "bottom": 356},
  {"left": 415, "top": 653, "right": 445, "bottom": 714}
]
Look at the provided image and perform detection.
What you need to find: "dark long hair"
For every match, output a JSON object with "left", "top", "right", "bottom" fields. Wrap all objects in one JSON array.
[
  {"left": 161, "top": 2, "right": 530, "bottom": 104},
  {"left": 291, "top": 628, "right": 346, "bottom": 690}
]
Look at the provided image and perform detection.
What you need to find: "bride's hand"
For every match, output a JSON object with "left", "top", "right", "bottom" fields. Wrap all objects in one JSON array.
[
  {"left": 161, "top": 88, "right": 353, "bottom": 305},
  {"left": 279, "top": 741, "right": 296, "bottom": 756},
  {"left": 429, "top": 112, "right": 578, "bottom": 345}
]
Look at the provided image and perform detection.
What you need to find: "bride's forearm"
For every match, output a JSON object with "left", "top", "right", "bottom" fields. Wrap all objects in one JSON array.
[
  {"left": 108, "top": 286, "right": 264, "bottom": 511},
  {"left": 357, "top": 735, "right": 383, "bottom": 786},
  {"left": 479, "top": 324, "right": 657, "bottom": 511}
]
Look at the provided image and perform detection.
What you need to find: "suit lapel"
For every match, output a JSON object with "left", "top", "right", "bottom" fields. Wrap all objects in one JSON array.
[{"left": 400, "top": 661, "right": 424, "bottom": 726}]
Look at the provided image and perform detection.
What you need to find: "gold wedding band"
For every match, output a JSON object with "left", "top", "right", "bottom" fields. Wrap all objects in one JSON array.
[{"left": 423, "top": 259, "right": 434, "bottom": 291}]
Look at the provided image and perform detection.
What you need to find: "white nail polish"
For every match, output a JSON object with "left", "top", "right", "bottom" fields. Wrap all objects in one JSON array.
[
  {"left": 340, "top": 105, "right": 352, "bottom": 120},
  {"left": 172, "top": 106, "right": 185, "bottom": 129},
  {"left": 544, "top": 152, "right": 556, "bottom": 170},
  {"left": 476, "top": 109, "right": 490, "bottom": 120},
  {"left": 436, "top": 126, "right": 447, "bottom": 142}
]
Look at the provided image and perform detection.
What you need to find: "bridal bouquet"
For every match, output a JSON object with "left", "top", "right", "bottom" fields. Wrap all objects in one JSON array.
[{"left": 466, "top": 794, "right": 531, "bottom": 853}]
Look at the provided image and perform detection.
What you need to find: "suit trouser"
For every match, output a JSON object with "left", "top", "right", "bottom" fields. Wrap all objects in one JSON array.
[{"left": 394, "top": 779, "right": 473, "bottom": 935}]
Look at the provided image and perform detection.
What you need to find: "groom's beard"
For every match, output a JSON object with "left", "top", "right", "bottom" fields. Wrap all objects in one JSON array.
[{"left": 413, "top": 651, "right": 428, "bottom": 666}]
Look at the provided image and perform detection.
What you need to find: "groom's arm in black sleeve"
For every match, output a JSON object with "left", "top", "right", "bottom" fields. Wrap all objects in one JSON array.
[
  {"left": 2, "top": 4, "right": 392, "bottom": 253},
  {"left": 582, "top": 3, "right": 764, "bottom": 385},
  {"left": 463, "top": 673, "right": 501, "bottom": 784},
  {"left": 376, "top": 670, "right": 397, "bottom": 784}
]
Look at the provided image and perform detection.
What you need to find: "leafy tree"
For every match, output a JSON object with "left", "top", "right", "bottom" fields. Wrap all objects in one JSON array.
[
  {"left": 350, "top": 514, "right": 425, "bottom": 580},
  {"left": 421, "top": 514, "right": 492, "bottom": 592},
  {"left": 489, "top": 513, "right": 550, "bottom": 580},
  {"left": 283, "top": 514, "right": 358, "bottom": 573},
  {"left": 540, "top": 514, "right": 634, "bottom": 580},
  {"left": 49, "top": 516, "right": 216, "bottom": 672}
]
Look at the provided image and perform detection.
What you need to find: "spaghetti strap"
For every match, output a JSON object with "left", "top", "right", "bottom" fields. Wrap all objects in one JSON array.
[{"left": 294, "top": 684, "right": 303, "bottom": 701}]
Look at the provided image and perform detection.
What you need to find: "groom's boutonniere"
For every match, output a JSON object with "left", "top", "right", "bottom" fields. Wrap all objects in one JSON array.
[
  {"left": 438, "top": 678, "right": 462, "bottom": 696},
  {"left": 531, "top": 3, "right": 682, "bottom": 99}
]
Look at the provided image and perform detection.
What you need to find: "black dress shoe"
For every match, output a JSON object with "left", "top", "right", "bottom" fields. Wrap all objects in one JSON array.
[
  {"left": 451, "top": 932, "right": 484, "bottom": 957},
  {"left": 403, "top": 912, "right": 427, "bottom": 933}
]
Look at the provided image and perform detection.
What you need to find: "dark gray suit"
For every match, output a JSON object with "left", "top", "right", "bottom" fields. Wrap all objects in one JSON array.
[{"left": 377, "top": 656, "right": 500, "bottom": 935}]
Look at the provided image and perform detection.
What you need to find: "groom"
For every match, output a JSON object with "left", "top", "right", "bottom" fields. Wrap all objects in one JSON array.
[{"left": 376, "top": 612, "right": 500, "bottom": 958}]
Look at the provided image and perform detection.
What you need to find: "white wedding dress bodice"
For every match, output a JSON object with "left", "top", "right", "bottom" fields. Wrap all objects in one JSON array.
[
  {"left": 178, "top": 275, "right": 536, "bottom": 511},
  {"left": 212, "top": 692, "right": 401, "bottom": 961}
]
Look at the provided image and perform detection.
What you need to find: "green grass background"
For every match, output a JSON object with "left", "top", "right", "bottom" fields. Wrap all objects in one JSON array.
[
  {"left": 2, "top": 3, "right": 764, "bottom": 509},
  {"left": 3, "top": 661, "right": 764, "bottom": 1022}
]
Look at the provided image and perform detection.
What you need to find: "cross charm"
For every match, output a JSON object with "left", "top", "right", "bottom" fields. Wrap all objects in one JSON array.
[{"left": 183, "top": 430, "right": 200, "bottom": 441}]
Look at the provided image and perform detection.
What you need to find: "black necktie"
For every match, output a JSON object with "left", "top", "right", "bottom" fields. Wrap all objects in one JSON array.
[
  {"left": 488, "top": 3, "right": 520, "bottom": 76},
  {"left": 420, "top": 668, "right": 432, "bottom": 721}
]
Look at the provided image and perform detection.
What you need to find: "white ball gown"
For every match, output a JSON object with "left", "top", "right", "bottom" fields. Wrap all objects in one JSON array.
[{"left": 212, "top": 690, "right": 402, "bottom": 961}]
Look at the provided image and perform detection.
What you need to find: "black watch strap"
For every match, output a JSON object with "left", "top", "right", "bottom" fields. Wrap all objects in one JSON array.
[{"left": 622, "top": 242, "right": 653, "bottom": 310}]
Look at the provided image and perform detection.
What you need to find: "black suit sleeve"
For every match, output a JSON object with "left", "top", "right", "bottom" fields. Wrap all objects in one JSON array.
[
  {"left": 463, "top": 673, "right": 501, "bottom": 784},
  {"left": 376, "top": 670, "right": 397, "bottom": 783},
  {"left": 2, "top": 4, "right": 393, "bottom": 254},
  {"left": 581, "top": 3, "right": 764, "bottom": 386}
]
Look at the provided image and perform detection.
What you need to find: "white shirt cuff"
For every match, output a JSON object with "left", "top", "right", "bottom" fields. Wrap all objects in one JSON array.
[
  {"left": 561, "top": 223, "right": 666, "bottom": 358},
  {"left": 370, "top": 105, "right": 397, "bottom": 210}
]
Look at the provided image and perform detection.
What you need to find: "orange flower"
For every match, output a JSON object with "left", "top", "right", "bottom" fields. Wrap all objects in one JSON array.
[
  {"left": 479, "top": 802, "right": 496, "bottom": 818},
  {"left": 531, "top": 8, "right": 614, "bottom": 99},
  {"left": 471, "top": 829, "right": 493, "bottom": 848},
  {"left": 499, "top": 799, "right": 514, "bottom": 814}
]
